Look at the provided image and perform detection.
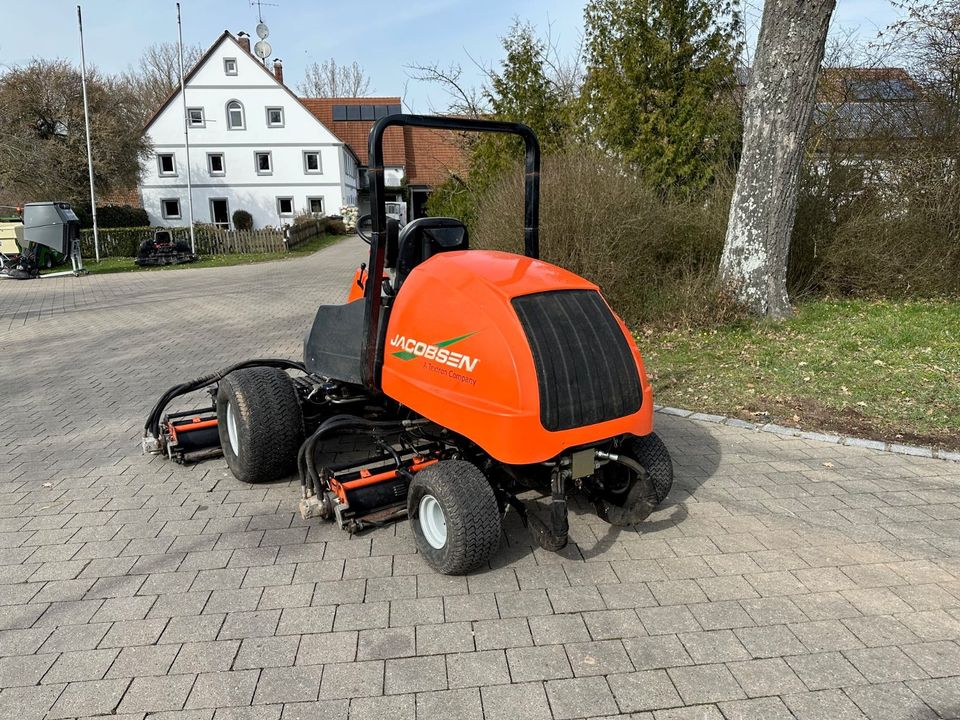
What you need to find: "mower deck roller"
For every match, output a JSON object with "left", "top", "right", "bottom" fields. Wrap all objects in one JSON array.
[{"left": 143, "top": 114, "right": 673, "bottom": 575}]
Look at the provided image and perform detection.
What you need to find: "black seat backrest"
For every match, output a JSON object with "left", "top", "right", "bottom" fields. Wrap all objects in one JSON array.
[
  {"left": 384, "top": 218, "right": 400, "bottom": 270},
  {"left": 395, "top": 217, "right": 468, "bottom": 289}
]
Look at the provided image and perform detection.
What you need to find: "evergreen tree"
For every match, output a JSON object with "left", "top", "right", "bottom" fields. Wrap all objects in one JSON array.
[{"left": 582, "top": 0, "right": 743, "bottom": 192}]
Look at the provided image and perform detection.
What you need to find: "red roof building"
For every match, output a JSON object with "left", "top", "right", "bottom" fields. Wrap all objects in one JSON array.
[{"left": 302, "top": 97, "right": 468, "bottom": 217}]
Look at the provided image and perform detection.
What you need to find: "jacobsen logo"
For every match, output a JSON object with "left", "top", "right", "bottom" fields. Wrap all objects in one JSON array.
[{"left": 390, "top": 332, "right": 479, "bottom": 372}]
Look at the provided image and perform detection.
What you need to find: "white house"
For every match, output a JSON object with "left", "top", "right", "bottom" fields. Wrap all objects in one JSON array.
[{"left": 140, "top": 31, "right": 359, "bottom": 230}]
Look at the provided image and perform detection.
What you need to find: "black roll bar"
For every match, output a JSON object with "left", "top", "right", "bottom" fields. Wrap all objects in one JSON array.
[{"left": 361, "top": 114, "right": 541, "bottom": 389}]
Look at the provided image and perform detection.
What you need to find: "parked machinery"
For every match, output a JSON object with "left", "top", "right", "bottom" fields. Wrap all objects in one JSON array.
[
  {"left": 144, "top": 115, "right": 674, "bottom": 575},
  {"left": 0, "top": 202, "right": 85, "bottom": 280}
]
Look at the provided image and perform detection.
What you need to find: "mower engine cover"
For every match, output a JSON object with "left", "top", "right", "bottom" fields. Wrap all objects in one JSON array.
[{"left": 381, "top": 249, "right": 654, "bottom": 464}]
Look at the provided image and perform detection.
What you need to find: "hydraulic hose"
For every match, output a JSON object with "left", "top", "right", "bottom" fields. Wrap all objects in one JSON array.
[
  {"left": 143, "top": 358, "right": 305, "bottom": 441},
  {"left": 298, "top": 415, "right": 428, "bottom": 498}
]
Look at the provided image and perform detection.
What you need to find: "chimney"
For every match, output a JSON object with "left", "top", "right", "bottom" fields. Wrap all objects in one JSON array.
[
  {"left": 273, "top": 58, "right": 283, "bottom": 84},
  {"left": 236, "top": 31, "right": 250, "bottom": 53}
]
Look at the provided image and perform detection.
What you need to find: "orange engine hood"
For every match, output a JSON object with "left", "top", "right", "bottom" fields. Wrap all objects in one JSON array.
[{"left": 381, "top": 250, "right": 654, "bottom": 463}]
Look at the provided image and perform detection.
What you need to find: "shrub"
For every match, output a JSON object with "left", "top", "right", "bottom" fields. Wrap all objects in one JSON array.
[
  {"left": 469, "top": 144, "right": 732, "bottom": 326},
  {"left": 788, "top": 156, "right": 960, "bottom": 298},
  {"left": 326, "top": 218, "right": 347, "bottom": 235},
  {"left": 232, "top": 209, "right": 253, "bottom": 230},
  {"left": 73, "top": 204, "right": 149, "bottom": 229},
  {"left": 468, "top": 144, "right": 959, "bottom": 327}
]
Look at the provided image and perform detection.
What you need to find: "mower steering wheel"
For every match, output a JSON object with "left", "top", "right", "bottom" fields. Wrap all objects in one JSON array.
[{"left": 356, "top": 214, "right": 373, "bottom": 244}]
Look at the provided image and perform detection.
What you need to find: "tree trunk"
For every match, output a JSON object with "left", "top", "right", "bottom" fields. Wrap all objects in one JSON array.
[{"left": 719, "top": 0, "right": 835, "bottom": 318}]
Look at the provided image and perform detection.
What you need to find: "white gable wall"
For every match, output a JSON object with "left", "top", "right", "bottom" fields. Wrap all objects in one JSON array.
[{"left": 141, "top": 34, "right": 356, "bottom": 229}]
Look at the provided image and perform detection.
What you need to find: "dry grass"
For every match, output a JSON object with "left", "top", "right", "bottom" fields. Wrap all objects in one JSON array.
[{"left": 471, "top": 145, "right": 735, "bottom": 327}]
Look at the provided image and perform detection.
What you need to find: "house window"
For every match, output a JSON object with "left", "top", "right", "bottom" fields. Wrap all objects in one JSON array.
[
  {"left": 255, "top": 152, "right": 272, "bottom": 175},
  {"left": 161, "top": 198, "right": 181, "bottom": 219},
  {"left": 307, "top": 197, "right": 325, "bottom": 215},
  {"left": 224, "top": 58, "right": 238, "bottom": 76},
  {"left": 227, "top": 100, "right": 245, "bottom": 130},
  {"left": 207, "top": 153, "right": 225, "bottom": 176},
  {"left": 187, "top": 107, "right": 205, "bottom": 127},
  {"left": 303, "top": 151, "right": 321, "bottom": 174},
  {"left": 266, "top": 107, "right": 284, "bottom": 127},
  {"left": 157, "top": 153, "right": 176, "bottom": 176},
  {"left": 277, "top": 197, "right": 294, "bottom": 217}
]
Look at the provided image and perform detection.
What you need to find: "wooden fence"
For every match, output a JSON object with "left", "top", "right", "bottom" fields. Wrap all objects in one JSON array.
[
  {"left": 198, "top": 228, "right": 286, "bottom": 255},
  {"left": 286, "top": 219, "right": 326, "bottom": 250},
  {"left": 80, "top": 219, "right": 329, "bottom": 258}
]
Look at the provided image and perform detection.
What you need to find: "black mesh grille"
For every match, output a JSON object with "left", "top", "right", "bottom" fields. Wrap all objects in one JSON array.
[{"left": 512, "top": 290, "right": 642, "bottom": 431}]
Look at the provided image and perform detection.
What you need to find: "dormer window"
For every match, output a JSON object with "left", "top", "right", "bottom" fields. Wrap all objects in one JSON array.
[
  {"left": 224, "top": 57, "right": 238, "bottom": 76},
  {"left": 227, "top": 101, "right": 245, "bottom": 130}
]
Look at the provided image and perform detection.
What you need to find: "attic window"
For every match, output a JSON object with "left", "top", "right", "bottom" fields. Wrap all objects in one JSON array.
[
  {"left": 266, "top": 107, "right": 284, "bottom": 127},
  {"left": 224, "top": 58, "right": 238, "bottom": 76},
  {"left": 187, "top": 107, "right": 204, "bottom": 127}
]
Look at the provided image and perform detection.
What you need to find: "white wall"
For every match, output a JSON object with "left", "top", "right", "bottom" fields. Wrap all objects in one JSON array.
[{"left": 140, "top": 33, "right": 353, "bottom": 229}]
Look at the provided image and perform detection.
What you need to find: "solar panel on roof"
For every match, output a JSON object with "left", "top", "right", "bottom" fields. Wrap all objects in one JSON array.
[
  {"left": 332, "top": 105, "right": 347, "bottom": 121},
  {"left": 346, "top": 105, "right": 361, "bottom": 120},
  {"left": 360, "top": 105, "right": 375, "bottom": 120}
]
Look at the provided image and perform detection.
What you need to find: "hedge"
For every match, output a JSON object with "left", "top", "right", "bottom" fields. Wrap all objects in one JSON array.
[{"left": 73, "top": 204, "right": 149, "bottom": 230}]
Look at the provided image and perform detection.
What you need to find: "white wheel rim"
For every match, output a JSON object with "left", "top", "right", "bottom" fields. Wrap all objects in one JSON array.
[
  {"left": 226, "top": 400, "right": 240, "bottom": 455},
  {"left": 418, "top": 494, "right": 447, "bottom": 549}
]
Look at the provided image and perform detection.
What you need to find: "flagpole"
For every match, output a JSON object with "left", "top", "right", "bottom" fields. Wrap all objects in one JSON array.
[
  {"left": 77, "top": 5, "right": 99, "bottom": 263},
  {"left": 177, "top": 2, "right": 196, "bottom": 253}
]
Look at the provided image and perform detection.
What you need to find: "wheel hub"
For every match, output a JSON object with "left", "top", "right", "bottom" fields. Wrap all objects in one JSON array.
[
  {"left": 418, "top": 494, "right": 447, "bottom": 549},
  {"left": 225, "top": 400, "right": 240, "bottom": 454}
]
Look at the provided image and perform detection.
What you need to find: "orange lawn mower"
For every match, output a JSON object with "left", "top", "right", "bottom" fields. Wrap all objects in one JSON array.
[{"left": 143, "top": 115, "right": 673, "bottom": 574}]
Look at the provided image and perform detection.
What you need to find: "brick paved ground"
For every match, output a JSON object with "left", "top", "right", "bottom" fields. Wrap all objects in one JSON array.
[{"left": 2, "top": 237, "right": 960, "bottom": 720}]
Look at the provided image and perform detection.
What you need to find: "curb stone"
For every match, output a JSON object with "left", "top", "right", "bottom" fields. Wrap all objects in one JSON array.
[{"left": 655, "top": 405, "right": 956, "bottom": 463}]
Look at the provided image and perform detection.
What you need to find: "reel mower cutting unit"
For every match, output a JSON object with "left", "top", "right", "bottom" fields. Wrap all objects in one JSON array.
[{"left": 144, "top": 114, "right": 674, "bottom": 574}]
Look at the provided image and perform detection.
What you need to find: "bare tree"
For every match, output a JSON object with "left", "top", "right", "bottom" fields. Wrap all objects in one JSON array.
[
  {"left": 119, "top": 41, "right": 203, "bottom": 121},
  {"left": 719, "top": 0, "right": 836, "bottom": 318},
  {"left": 405, "top": 62, "right": 485, "bottom": 116},
  {"left": 298, "top": 59, "right": 371, "bottom": 97},
  {"left": 0, "top": 60, "right": 150, "bottom": 203}
]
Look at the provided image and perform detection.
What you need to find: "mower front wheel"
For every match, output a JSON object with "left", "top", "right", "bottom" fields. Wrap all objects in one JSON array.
[
  {"left": 216, "top": 367, "right": 303, "bottom": 484},
  {"left": 407, "top": 460, "right": 501, "bottom": 575}
]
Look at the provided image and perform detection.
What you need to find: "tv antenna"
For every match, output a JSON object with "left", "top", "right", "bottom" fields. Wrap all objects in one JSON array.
[
  {"left": 250, "top": 0, "right": 277, "bottom": 22},
  {"left": 249, "top": 0, "right": 277, "bottom": 65}
]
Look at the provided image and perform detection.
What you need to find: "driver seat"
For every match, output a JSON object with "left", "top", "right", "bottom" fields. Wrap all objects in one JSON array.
[{"left": 393, "top": 217, "right": 469, "bottom": 291}]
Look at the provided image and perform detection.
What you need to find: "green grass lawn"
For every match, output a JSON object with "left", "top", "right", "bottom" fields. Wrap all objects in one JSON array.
[
  {"left": 59, "top": 233, "right": 344, "bottom": 276},
  {"left": 641, "top": 298, "right": 960, "bottom": 450}
]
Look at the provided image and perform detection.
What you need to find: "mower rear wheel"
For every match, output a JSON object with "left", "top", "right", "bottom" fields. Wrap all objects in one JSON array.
[
  {"left": 216, "top": 367, "right": 303, "bottom": 484},
  {"left": 407, "top": 460, "right": 501, "bottom": 575},
  {"left": 629, "top": 433, "right": 673, "bottom": 504}
]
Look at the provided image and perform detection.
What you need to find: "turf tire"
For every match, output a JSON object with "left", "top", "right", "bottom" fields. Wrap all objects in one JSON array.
[
  {"left": 407, "top": 460, "right": 501, "bottom": 575},
  {"left": 629, "top": 433, "right": 673, "bottom": 504},
  {"left": 216, "top": 367, "right": 303, "bottom": 484}
]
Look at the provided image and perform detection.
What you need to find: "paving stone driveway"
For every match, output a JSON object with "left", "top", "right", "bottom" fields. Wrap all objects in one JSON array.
[{"left": 2, "top": 237, "right": 960, "bottom": 720}]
